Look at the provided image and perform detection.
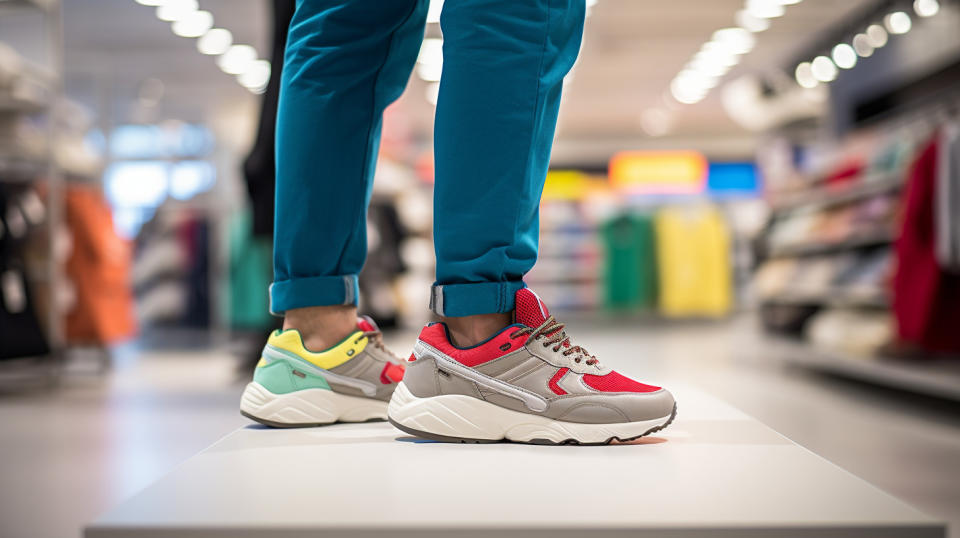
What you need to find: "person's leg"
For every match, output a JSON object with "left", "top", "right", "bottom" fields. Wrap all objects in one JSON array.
[
  {"left": 430, "top": 0, "right": 585, "bottom": 345},
  {"left": 272, "top": 0, "right": 428, "bottom": 351}
]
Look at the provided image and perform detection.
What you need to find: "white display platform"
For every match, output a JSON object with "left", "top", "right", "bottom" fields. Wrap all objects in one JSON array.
[{"left": 86, "top": 385, "right": 945, "bottom": 538}]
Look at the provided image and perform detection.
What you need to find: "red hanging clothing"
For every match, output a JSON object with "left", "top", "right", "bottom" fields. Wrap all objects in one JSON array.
[{"left": 892, "top": 134, "right": 960, "bottom": 354}]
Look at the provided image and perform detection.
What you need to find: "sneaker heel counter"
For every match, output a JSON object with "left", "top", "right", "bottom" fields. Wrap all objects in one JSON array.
[
  {"left": 254, "top": 356, "right": 331, "bottom": 394},
  {"left": 403, "top": 353, "right": 441, "bottom": 398}
]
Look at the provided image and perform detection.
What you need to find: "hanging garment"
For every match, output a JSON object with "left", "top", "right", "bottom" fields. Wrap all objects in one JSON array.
[
  {"left": 0, "top": 263, "right": 49, "bottom": 359},
  {"left": 228, "top": 210, "right": 273, "bottom": 329},
  {"left": 892, "top": 134, "right": 960, "bottom": 354},
  {"left": 601, "top": 213, "right": 657, "bottom": 310},
  {"left": 243, "top": 0, "right": 295, "bottom": 238},
  {"left": 654, "top": 205, "right": 733, "bottom": 317},
  {"left": 64, "top": 185, "right": 137, "bottom": 345}
]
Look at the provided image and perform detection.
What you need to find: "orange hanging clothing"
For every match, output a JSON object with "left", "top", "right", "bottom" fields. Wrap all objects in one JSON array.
[{"left": 65, "top": 185, "right": 137, "bottom": 345}]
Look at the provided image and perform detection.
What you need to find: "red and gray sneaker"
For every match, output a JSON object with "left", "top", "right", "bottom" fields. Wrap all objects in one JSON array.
[{"left": 388, "top": 288, "right": 676, "bottom": 444}]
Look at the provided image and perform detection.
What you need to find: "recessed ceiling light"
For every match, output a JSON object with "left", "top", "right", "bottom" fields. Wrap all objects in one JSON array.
[
  {"left": 156, "top": 0, "right": 197, "bottom": 22},
  {"left": 794, "top": 62, "right": 818, "bottom": 88},
  {"left": 197, "top": 28, "right": 233, "bottom": 55},
  {"left": 866, "top": 24, "right": 888, "bottom": 48},
  {"left": 745, "top": 0, "right": 785, "bottom": 19},
  {"left": 811, "top": 55, "right": 837, "bottom": 82},
  {"left": 831, "top": 43, "right": 857, "bottom": 69},
  {"left": 736, "top": 10, "right": 771, "bottom": 32},
  {"left": 217, "top": 44, "right": 257, "bottom": 75},
  {"left": 852, "top": 34, "right": 874, "bottom": 57},
  {"left": 914, "top": 0, "right": 939, "bottom": 17},
  {"left": 884, "top": 11, "right": 912, "bottom": 35},
  {"left": 238, "top": 60, "right": 271, "bottom": 91},
  {"left": 172, "top": 10, "right": 213, "bottom": 38}
]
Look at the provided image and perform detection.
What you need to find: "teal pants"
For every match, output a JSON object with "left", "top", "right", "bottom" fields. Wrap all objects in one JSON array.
[{"left": 271, "top": 0, "right": 585, "bottom": 317}]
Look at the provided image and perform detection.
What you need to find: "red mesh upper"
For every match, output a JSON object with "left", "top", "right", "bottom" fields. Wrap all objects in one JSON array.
[
  {"left": 515, "top": 288, "right": 550, "bottom": 327},
  {"left": 583, "top": 371, "right": 661, "bottom": 393}
]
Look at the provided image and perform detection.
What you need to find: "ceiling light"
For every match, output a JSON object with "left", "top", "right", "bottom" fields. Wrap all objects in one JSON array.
[
  {"left": 695, "top": 47, "right": 739, "bottom": 68},
  {"left": 745, "top": 0, "right": 785, "bottom": 19},
  {"left": 736, "top": 10, "right": 771, "bottom": 32},
  {"left": 712, "top": 28, "right": 755, "bottom": 54},
  {"left": 866, "top": 24, "right": 888, "bottom": 48},
  {"left": 852, "top": 33, "right": 874, "bottom": 57},
  {"left": 197, "top": 28, "right": 232, "bottom": 55},
  {"left": 639, "top": 108, "right": 672, "bottom": 137},
  {"left": 794, "top": 62, "right": 818, "bottom": 88},
  {"left": 914, "top": 0, "right": 939, "bottom": 17},
  {"left": 172, "top": 9, "right": 213, "bottom": 38},
  {"left": 831, "top": 43, "right": 857, "bottom": 69},
  {"left": 217, "top": 44, "right": 257, "bottom": 75},
  {"left": 671, "top": 71, "right": 713, "bottom": 104},
  {"left": 425, "top": 81, "right": 440, "bottom": 105},
  {"left": 884, "top": 11, "right": 911, "bottom": 34},
  {"left": 238, "top": 60, "right": 271, "bottom": 91},
  {"left": 690, "top": 58, "right": 732, "bottom": 78},
  {"left": 427, "top": 0, "right": 443, "bottom": 23},
  {"left": 156, "top": 0, "right": 197, "bottom": 22},
  {"left": 811, "top": 55, "right": 837, "bottom": 82},
  {"left": 135, "top": 0, "right": 165, "bottom": 5}
]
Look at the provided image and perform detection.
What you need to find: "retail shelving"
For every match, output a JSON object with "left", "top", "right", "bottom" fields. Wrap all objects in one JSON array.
[
  {"left": 760, "top": 288, "right": 888, "bottom": 309},
  {"left": 769, "top": 172, "right": 903, "bottom": 211},
  {"left": 0, "top": 0, "right": 65, "bottom": 384},
  {"left": 767, "top": 229, "right": 896, "bottom": 257},
  {"left": 767, "top": 336, "right": 960, "bottom": 402}
]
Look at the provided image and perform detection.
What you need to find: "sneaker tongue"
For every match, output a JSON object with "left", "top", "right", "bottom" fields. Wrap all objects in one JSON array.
[{"left": 514, "top": 288, "right": 550, "bottom": 328}]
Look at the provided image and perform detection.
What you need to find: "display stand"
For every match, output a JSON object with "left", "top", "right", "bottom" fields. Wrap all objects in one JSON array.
[{"left": 86, "top": 385, "right": 944, "bottom": 538}]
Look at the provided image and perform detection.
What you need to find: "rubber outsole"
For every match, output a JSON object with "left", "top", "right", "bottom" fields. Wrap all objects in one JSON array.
[
  {"left": 388, "top": 402, "right": 678, "bottom": 446},
  {"left": 241, "top": 410, "right": 385, "bottom": 429}
]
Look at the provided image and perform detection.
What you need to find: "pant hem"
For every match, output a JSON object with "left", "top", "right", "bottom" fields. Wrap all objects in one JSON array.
[
  {"left": 269, "top": 274, "right": 358, "bottom": 316},
  {"left": 430, "top": 281, "right": 526, "bottom": 317}
]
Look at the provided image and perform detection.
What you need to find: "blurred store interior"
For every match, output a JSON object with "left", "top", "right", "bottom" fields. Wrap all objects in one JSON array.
[{"left": 2, "top": 0, "right": 960, "bottom": 536}]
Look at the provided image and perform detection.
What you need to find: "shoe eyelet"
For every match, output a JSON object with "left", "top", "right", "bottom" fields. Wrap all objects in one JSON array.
[{"left": 574, "top": 358, "right": 581, "bottom": 363}]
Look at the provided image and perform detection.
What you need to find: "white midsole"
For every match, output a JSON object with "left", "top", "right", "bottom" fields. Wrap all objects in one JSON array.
[
  {"left": 240, "top": 381, "right": 387, "bottom": 425},
  {"left": 387, "top": 382, "right": 671, "bottom": 443}
]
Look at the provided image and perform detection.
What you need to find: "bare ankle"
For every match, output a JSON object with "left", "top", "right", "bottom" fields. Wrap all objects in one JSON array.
[
  {"left": 442, "top": 312, "right": 512, "bottom": 348},
  {"left": 283, "top": 305, "right": 357, "bottom": 351}
]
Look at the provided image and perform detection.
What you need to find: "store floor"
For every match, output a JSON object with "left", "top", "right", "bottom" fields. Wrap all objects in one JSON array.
[{"left": 1, "top": 315, "right": 958, "bottom": 538}]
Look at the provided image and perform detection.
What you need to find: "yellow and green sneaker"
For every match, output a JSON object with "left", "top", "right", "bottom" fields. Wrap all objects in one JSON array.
[{"left": 240, "top": 317, "right": 406, "bottom": 427}]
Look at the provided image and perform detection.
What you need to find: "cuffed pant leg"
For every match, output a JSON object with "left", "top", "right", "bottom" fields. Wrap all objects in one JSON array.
[
  {"left": 271, "top": 0, "right": 428, "bottom": 315},
  {"left": 431, "top": 0, "right": 585, "bottom": 317}
]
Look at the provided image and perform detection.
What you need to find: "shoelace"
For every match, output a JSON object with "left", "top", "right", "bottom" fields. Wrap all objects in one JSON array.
[
  {"left": 355, "top": 330, "right": 404, "bottom": 364},
  {"left": 509, "top": 316, "right": 599, "bottom": 366}
]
